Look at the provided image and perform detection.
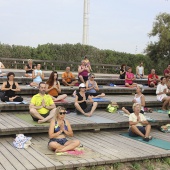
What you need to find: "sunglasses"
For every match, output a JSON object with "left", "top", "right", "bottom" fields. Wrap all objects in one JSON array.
[
  {"left": 91, "top": 77, "right": 95, "bottom": 78},
  {"left": 59, "top": 112, "right": 66, "bottom": 115}
]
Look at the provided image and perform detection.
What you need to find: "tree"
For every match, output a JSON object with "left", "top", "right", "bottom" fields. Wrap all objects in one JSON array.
[{"left": 145, "top": 13, "right": 170, "bottom": 62}]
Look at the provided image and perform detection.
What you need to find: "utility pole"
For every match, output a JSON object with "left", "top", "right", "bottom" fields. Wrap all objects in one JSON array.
[{"left": 82, "top": 0, "right": 89, "bottom": 45}]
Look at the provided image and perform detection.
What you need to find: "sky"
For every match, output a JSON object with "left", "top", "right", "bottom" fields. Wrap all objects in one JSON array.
[{"left": 0, "top": 0, "right": 170, "bottom": 54}]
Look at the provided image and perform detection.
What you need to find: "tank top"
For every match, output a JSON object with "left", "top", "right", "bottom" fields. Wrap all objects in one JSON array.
[
  {"left": 54, "top": 120, "right": 68, "bottom": 133},
  {"left": 26, "top": 64, "right": 33, "bottom": 74},
  {"left": 86, "top": 80, "right": 97, "bottom": 93},
  {"left": 134, "top": 94, "right": 144, "bottom": 111},
  {"left": 33, "top": 69, "right": 42, "bottom": 82},
  {"left": 5, "top": 81, "right": 16, "bottom": 97},
  {"left": 48, "top": 82, "right": 59, "bottom": 97},
  {"left": 78, "top": 66, "right": 88, "bottom": 77}
]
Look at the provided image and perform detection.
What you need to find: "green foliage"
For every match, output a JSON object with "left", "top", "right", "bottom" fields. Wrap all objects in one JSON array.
[
  {"left": 0, "top": 42, "right": 155, "bottom": 74},
  {"left": 146, "top": 12, "right": 170, "bottom": 64}
]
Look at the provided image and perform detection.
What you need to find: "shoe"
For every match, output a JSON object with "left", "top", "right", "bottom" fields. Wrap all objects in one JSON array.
[{"left": 143, "top": 137, "right": 149, "bottom": 142}]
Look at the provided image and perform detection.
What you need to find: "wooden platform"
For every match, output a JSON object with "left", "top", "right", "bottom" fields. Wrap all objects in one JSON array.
[
  {"left": 15, "top": 85, "right": 156, "bottom": 95},
  {"left": 0, "top": 110, "right": 169, "bottom": 136},
  {"left": 0, "top": 76, "right": 149, "bottom": 85},
  {"left": 0, "top": 95, "right": 161, "bottom": 111},
  {"left": 1, "top": 129, "right": 170, "bottom": 170}
]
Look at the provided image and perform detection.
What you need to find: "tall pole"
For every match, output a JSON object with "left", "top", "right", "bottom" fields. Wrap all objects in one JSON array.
[{"left": 82, "top": 0, "right": 89, "bottom": 45}]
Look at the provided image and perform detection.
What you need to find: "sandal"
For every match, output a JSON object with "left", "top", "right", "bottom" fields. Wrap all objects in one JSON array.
[{"left": 148, "top": 136, "right": 152, "bottom": 140}]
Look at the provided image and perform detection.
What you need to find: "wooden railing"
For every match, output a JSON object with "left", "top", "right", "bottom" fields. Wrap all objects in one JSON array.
[{"left": 0, "top": 58, "right": 120, "bottom": 74}]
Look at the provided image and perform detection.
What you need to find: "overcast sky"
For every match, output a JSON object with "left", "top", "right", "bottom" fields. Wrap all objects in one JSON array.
[{"left": 0, "top": 0, "right": 170, "bottom": 54}]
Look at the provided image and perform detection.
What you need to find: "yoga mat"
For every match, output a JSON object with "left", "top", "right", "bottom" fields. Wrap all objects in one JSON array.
[
  {"left": 157, "top": 110, "right": 168, "bottom": 114},
  {"left": 72, "top": 113, "right": 115, "bottom": 123},
  {"left": 15, "top": 113, "right": 49, "bottom": 126},
  {"left": 92, "top": 98, "right": 110, "bottom": 102},
  {"left": 5, "top": 101, "right": 28, "bottom": 104},
  {"left": 121, "top": 133, "right": 170, "bottom": 150}
]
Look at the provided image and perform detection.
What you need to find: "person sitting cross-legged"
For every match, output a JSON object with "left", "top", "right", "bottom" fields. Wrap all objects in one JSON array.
[
  {"left": 86, "top": 73, "right": 105, "bottom": 98},
  {"left": 74, "top": 83, "right": 98, "bottom": 117},
  {"left": 48, "top": 106, "right": 80, "bottom": 153},
  {"left": 46, "top": 71, "right": 67, "bottom": 102},
  {"left": 156, "top": 77, "right": 170, "bottom": 110},
  {"left": 1, "top": 72, "right": 23, "bottom": 102},
  {"left": 62, "top": 67, "right": 78, "bottom": 86},
  {"left": 29, "top": 82, "right": 56, "bottom": 123},
  {"left": 129, "top": 103, "right": 152, "bottom": 142}
]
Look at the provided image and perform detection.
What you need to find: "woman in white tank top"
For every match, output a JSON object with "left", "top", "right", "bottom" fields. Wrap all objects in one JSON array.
[{"left": 122, "top": 85, "right": 145, "bottom": 115}]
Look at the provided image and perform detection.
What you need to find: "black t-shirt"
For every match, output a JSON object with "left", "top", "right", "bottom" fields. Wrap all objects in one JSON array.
[
  {"left": 119, "top": 68, "right": 126, "bottom": 79},
  {"left": 76, "top": 92, "right": 89, "bottom": 109}
]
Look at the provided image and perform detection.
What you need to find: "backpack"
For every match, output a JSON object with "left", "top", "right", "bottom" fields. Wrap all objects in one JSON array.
[
  {"left": 107, "top": 102, "right": 119, "bottom": 113},
  {"left": 160, "top": 124, "right": 170, "bottom": 133}
]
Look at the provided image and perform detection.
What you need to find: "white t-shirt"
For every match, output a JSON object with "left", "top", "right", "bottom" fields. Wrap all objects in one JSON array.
[
  {"left": 156, "top": 83, "right": 168, "bottom": 101},
  {"left": 137, "top": 66, "right": 144, "bottom": 75},
  {"left": 129, "top": 113, "right": 146, "bottom": 127}
]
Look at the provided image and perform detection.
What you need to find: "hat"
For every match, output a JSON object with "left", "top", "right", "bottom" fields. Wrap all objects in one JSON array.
[{"left": 79, "top": 83, "right": 86, "bottom": 88}]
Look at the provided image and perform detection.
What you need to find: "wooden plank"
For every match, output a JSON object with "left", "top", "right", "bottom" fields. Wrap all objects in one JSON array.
[
  {"left": 0, "top": 142, "right": 26, "bottom": 170},
  {"left": 0, "top": 164, "right": 5, "bottom": 170},
  {"left": 1, "top": 139, "right": 35, "bottom": 170},
  {"left": 26, "top": 146, "right": 56, "bottom": 170},
  {"left": 0, "top": 151, "right": 16, "bottom": 170}
]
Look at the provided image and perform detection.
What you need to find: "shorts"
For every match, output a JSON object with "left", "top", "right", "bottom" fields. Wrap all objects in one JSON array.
[
  {"left": 76, "top": 104, "right": 93, "bottom": 115},
  {"left": 48, "top": 138, "right": 68, "bottom": 145},
  {"left": 129, "top": 126, "right": 146, "bottom": 137},
  {"left": 88, "top": 93, "right": 100, "bottom": 96},
  {"left": 148, "top": 82, "right": 157, "bottom": 87},
  {"left": 78, "top": 76, "right": 88, "bottom": 82},
  {"left": 31, "top": 111, "right": 50, "bottom": 121}
]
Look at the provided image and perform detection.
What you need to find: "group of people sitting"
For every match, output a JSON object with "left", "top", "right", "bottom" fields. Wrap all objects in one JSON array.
[
  {"left": 119, "top": 62, "right": 168, "bottom": 88},
  {"left": 1, "top": 60, "right": 170, "bottom": 152}
]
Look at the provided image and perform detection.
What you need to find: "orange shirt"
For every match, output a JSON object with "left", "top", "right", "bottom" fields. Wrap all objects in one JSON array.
[
  {"left": 48, "top": 84, "right": 59, "bottom": 97},
  {"left": 62, "top": 72, "right": 75, "bottom": 83}
]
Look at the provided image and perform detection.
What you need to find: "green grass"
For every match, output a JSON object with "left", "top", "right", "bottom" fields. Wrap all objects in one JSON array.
[{"left": 76, "top": 157, "right": 170, "bottom": 170}]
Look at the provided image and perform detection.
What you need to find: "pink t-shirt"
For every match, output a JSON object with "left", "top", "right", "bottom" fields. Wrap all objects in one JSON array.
[{"left": 125, "top": 72, "right": 134, "bottom": 84}]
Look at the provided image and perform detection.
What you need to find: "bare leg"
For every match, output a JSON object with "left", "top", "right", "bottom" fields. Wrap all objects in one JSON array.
[
  {"left": 132, "top": 83, "right": 137, "bottom": 87},
  {"left": 48, "top": 142, "right": 65, "bottom": 151},
  {"left": 91, "top": 93, "right": 105, "bottom": 98},
  {"left": 122, "top": 107, "right": 130, "bottom": 115},
  {"left": 162, "top": 98, "right": 169, "bottom": 110},
  {"left": 88, "top": 102, "right": 98, "bottom": 116},
  {"left": 30, "top": 82, "right": 39, "bottom": 87},
  {"left": 53, "top": 94, "right": 67, "bottom": 101},
  {"left": 145, "top": 124, "right": 151, "bottom": 138},
  {"left": 56, "top": 140, "right": 80, "bottom": 152},
  {"left": 30, "top": 108, "right": 45, "bottom": 120},
  {"left": 62, "top": 79, "right": 70, "bottom": 86},
  {"left": 79, "top": 75, "right": 85, "bottom": 83},
  {"left": 38, "top": 108, "right": 56, "bottom": 123},
  {"left": 130, "top": 125, "right": 145, "bottom": 137},
  {"left": 125, "top": 83, "right": 130, "bottom": 87},
  {"left": 69, "top": 80, "right": 78, "bottom": 86}
]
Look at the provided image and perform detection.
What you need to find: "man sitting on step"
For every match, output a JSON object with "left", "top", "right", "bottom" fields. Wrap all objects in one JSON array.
[{"left": 29, "top": 82, "right": 56, "bottom": 123}]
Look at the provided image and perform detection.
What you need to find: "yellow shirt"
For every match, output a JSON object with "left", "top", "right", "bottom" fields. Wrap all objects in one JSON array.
[
  {"left": 129, "top": 113, "right": 146, "bottom": 127},
  {"left": 31, "top": 93, "right": 54, "bottom": 114}
]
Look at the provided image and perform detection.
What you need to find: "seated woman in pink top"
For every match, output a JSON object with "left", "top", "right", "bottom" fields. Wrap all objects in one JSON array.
[{"left": 125, "top": 67, "right": 137, "bottom": 87}]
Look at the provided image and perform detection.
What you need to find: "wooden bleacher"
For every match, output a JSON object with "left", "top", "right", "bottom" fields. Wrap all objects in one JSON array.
[{"left": 0, "top": 69, "right": 170, "bottom": 170}]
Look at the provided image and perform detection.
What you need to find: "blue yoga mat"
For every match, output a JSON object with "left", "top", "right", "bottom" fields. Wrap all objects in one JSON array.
[
  {"left": 92, "top": 98, "right": 110, "bottom": 102},
  {"left": 157, "top": 110, "right": 168, "bottom": 114},
  {"left": 121, "top": 133, "right": 170, "bottom": 150}
]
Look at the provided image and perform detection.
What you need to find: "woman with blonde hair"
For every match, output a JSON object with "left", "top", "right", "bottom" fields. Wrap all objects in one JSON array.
[
  {"left": 129, "top": 103, "right": 152, "bottom": 142},
  {"left": 48, "top": 106, "right": 80, "bottom": 153}
]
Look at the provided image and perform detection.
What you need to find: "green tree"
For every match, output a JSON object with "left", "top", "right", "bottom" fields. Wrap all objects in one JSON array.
[{"left": 145, "top": 12, "right": 170, "bottom": 62}]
